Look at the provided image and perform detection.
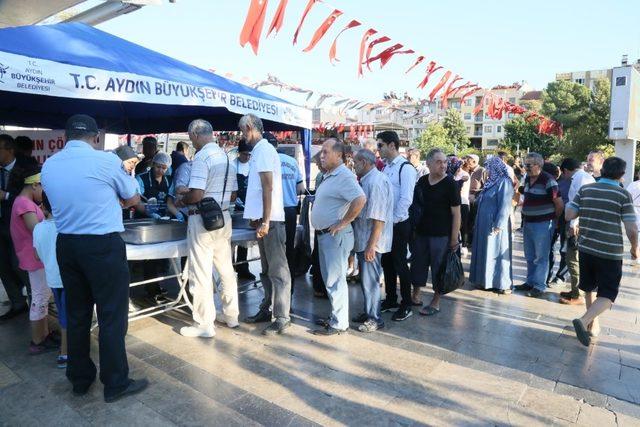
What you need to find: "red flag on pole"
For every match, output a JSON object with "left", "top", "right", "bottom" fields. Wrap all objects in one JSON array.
[
  {"left": 239, "top": 0, "right": 270, "bottom": 55},
  {"left": 266, "top": 0, "right": 289, "bottom": 37},
  {"left": 329, "top": 19, "right": 361, "bottom": 64},
  {"left": 357, "top": 28, "right": 378, "bottom": 77},
  {"left": 293, "top": 0, "right": 318, "bottom": 45},
  {"left": 303, "top": 9, "right": 343, "bottom": 52}
]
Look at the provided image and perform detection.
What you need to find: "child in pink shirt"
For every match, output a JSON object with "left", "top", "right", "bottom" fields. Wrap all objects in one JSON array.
[{"left": 9, "top": 166, "right": 58, "bottom": 355}]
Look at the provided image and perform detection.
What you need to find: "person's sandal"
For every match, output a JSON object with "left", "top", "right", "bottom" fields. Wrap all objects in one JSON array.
[
  {"left": 572, "top": 319, "right": 591, "bottom": 347},
  {"left": 419, "top": 306, "right": 440, "bottom": 316}
]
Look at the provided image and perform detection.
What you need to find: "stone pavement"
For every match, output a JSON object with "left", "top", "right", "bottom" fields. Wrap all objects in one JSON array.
[{"left": 1, "top": 230, "right": 640, "bottom": 427}]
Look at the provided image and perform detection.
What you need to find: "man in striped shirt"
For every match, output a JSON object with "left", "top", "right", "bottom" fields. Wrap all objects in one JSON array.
[
  {"left": 566, "top": 157, "right": 639, "bottom": 347},
  {"left": 514, "top": 153, "right": 564, "bottom": 297}
]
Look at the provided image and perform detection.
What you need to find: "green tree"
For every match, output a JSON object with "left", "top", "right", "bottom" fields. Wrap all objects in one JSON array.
[
  {"left": 415, "top": 123, "right": 455, "bottom": 156},
  {"left": 556, "top": 79, "right": 613, "bottom": 161},
  {"left": 501, "top": 116, "right": 559, "bottom": 159},
  {"left": 541, "top": 80, "right": 591, "bottom": 129},
  {"left": 442, "top": 108, "right": 470, "bottom": 150}
]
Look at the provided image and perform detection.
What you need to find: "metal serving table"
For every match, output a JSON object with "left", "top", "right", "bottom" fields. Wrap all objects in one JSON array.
[{"left": 121, "top": 227, "right": 263, "bottom": 325}]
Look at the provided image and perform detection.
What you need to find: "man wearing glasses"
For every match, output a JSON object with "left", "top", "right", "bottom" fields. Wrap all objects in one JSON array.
[{"left": 514, "top": 153, "right": 564, "bottom": 298}]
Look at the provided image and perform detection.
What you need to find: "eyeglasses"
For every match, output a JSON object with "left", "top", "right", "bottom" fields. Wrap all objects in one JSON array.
[{"left": 377, "top": 142, "right": 385, "bottom": 149}]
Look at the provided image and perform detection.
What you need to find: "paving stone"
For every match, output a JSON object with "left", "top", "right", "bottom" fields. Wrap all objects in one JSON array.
[
  {"left": 518, "top": 387, "right": 581, "bottom": 423},
  {"left": 0, "top": 360, "right": 21, "bottom": 389},
  {"left": 553, "top": 382, "right": 609, "bottom": 407},
  {"left": 576, "top": 403, "right": 617, "bottom": 427}
]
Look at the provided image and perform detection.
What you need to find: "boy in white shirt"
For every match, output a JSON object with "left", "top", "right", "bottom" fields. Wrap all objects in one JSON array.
[{"left": 33, "top": 193, "right": 67, "bottom": 369}]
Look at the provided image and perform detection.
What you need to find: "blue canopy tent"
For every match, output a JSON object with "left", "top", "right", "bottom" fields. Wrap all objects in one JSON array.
[{"left": 0, "top": 23, "right": 313, "bottom": 182}]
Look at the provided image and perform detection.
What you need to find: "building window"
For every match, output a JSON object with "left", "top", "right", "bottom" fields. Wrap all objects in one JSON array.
[
  {"left": 484, "top": 125, "right": 493, "bottom": 133},
  {"left": 451, "top": 101, "right": 460, "bottom": 109},
  {"left": 466, "top": 126, "right": 472, "bottom": 134},
  {"left": 465, "top": 98, "right": 473, "bottom": 106},
  {"left": 497, "top": 125, "right": 502, "bottom": 133},
  {"left": 464, "top": 113, "right": 472, "bottom": 120},
  {"left": 575, "top": 78, "right": 585, "bottom": 85},
  {"left": 508, "top": 97, "right": 516, "bottom": 104},
  {"left": 487, "top": 139, "right": 499, "bottom": 147}
]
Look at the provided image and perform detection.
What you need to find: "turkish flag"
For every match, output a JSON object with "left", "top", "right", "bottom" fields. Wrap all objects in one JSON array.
[
  {"left": 329, "top": 20, "right": 361, "bottom": 64},
  {"left": 303, "top": 9, "right": 343, "bottom": 52},
  {"left": 293, "top": 0, "right": 318, "bottom": 45},
  {"left": 239, "top": 0, "right": 270, "bottom": 55},
  {"left": 267, "top": 0, "right": 289, "bottom": 37}
]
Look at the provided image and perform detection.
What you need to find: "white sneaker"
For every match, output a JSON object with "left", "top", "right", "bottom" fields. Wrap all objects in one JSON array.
[
  {"left": 223, "top": 315, "right": 240, "bottom": 329},
  {"left": 180, "top": 325, "right": 215, "bottom": 338}
]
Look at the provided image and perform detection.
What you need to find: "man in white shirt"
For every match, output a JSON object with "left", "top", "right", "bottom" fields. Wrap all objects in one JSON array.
[
  {"left": 378, "top": 131, "right": 417, "bottom": 322},
  {"left": 240, "top": 114, "right": 291, "bottom": 336},
  {"left": 179, "top": 119, "right": 239, "bottom": 338},
  {"left": 559, "top": 159, "right": 595, "bottom": 305}
]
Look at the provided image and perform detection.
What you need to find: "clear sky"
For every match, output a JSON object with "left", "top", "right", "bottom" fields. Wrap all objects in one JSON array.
[{"left": 97, "top": 0, "right": 640, "bottom": 106}]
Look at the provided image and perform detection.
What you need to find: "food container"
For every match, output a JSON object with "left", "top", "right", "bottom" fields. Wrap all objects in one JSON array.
[{"left": 120, "top": 219, "right": 187, "bottom": 245}]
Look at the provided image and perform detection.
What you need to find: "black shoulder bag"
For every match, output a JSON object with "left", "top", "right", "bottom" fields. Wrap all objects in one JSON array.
[{"left": 199, "top": 155, "right": 229, "bottom": 231}]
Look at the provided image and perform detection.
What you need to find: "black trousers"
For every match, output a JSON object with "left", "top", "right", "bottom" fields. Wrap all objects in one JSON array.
[
  {"left": 0, "top": 227, "right": 29, "bottom": 309},
  {"left": 548, "top": 219, "right": 568, "bottom": 282},
  {"left": 284, "top": 206, "right": 297, "bottom": 290},
  {"left": 382, "top": 219, "right": 412, "bottom": 308},
  {"left": 57, "top": 233, "right": 130, "bottom": 395}
]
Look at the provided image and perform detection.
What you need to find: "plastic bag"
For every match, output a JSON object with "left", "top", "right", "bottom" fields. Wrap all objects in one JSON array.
[{"left": 434, "top": 250, "right": 465, "bottom": 295}]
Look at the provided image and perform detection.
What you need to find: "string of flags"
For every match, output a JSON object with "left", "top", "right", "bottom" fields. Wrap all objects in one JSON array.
[{"left": 237, "top": 0, "right": 563, "bottom": 137}]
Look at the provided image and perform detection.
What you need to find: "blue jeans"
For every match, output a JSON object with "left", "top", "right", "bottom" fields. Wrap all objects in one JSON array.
[
  {"left": 356, "top": 252, "right": 382, "bottom": 323},
  {"left": 317, "top": 227, "right": 354, "bottom": 330},
  {"left": 523, "top": 220, "right": 554, "bottom": 291}
]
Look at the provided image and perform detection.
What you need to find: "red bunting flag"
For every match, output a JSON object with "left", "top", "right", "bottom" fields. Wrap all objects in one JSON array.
[
  {"left": 357, "top": 28, "right": 378, "bottom": 77},
  {"left": 459, "top": 86, "right": 481, "bottom": 107},
  {"left": 365, "top": 36, "right": 391, "bottom": 71},
  {"left": 329, "top": 19, "right": 361, "bottom": 64},
  {"left": 303, "top": 9, "right": 343, "bottom": 52},
  {"left": 293, "top": 0, "right": 318, "bottom": 45},
  {"left": 428, "top": 70, "right": 452, "bottom": 102},
  {"left": 405, "top": 56, "right": 425, "bottom": 74},
  {"left": 417, "top": 61, "right": 443, "bottom": 89},
  {"left": 440, "top": 75, "right": 462, "bottom": 109},
  {"left": 267, "top": 0, "right": 289, "bottom": 37},
  {"left": 337, "top": 123, "right": 345, "bottom": 134},
  {"left": 473, "top": 93, "right": 487, "bottom": 115},
  {"left": 239, "top": 0, "right": 270, "bottom": 55},
  {"left": 367, "top": 44, "right": 415, "bottom": 68},
  {"left": 349, "top": 125, "right": 356, "bottom": 139}
]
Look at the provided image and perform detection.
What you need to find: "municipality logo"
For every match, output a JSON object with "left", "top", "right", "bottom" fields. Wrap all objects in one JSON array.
[{"left": 0, "top": 63, "right": 7, "bottom": 83}]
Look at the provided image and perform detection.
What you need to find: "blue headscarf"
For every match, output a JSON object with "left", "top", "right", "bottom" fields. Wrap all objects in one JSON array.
[
  {"left": 483, "top": 156, "right": 510, "bottom": 191},
  {"left": 446, "top": 156, "right": 463, "bottom": 177}
]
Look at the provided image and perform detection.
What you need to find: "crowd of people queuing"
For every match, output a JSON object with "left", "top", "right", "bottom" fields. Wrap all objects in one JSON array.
[{"left": 0, "top": 112, "right": 639, "bottom": 402}]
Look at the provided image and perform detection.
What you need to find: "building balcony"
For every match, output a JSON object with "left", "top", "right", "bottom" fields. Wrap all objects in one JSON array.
[{"left": 473, "top": 131, "right": 482, "bottom": 137}]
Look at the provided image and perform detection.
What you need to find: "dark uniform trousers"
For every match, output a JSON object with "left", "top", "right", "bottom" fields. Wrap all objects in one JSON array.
[
  {"left": 284, "top": 206, "right": 298, "bottom": 290},
  {"left": 382, "top": 219, "right": 412, "bottom": 307},
  {"left": 57, "top": 233, "right": 130, "bottom": 395}
]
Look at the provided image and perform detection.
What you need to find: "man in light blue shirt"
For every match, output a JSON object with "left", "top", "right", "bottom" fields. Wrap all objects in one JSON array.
[
  {"left": 352, "top": 149, "right": 393, "bottom": 332},
  {"left": 276, "top": 145, "right": 305, "bottom": 285},
  {"left": 41, "top": 114, "right": 147, "bottom": 403}
]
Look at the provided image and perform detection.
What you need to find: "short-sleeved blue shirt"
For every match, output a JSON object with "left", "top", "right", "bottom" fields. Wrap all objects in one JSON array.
[
  {"left": 279, "top": 153, "right": 302, "bottom": 208},
  {"left": 42, "top": 140, "right": 138, "bottom": 235}
]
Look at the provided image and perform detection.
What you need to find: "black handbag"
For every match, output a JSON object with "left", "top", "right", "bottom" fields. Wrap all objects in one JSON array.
[{"left": 198, "top": 155, "right": 229, "bottom": 231}]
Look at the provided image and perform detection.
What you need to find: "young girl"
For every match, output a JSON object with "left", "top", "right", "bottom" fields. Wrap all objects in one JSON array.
[
  {"left": 33, "top": 192, "right": 67, "bottom": 368},
  {"left": 9, "top": 166, "right": 57, "bottom": 355}
]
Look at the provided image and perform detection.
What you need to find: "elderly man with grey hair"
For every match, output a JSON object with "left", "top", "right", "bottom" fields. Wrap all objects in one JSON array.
[
  {"left": 407, "top": 148, "right": 429, "bottom": 180},
  {"left": 178, "top": 119, "right": 239, "bottom": 338},
  {"left": 352, "top": 148, "right": 393, "bottom": 332},
  {"left": 514, "top": 152, "right": 563, "bottom": 298},
  {"left": 311, "top": 138, "right": 366, "bottom": 335},
  {"left": 239, "top": 114, "right": 291, "bottom": 336}
]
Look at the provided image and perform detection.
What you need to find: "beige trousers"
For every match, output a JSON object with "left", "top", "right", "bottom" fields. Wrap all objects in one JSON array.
[{"left": 187, "top": 212, "right": 238, "bottom": 328}]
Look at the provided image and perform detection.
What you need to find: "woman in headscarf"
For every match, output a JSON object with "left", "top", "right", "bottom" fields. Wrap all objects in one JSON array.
[{"left": 469, "top": 156, "right": 515, "bottom": 294}]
